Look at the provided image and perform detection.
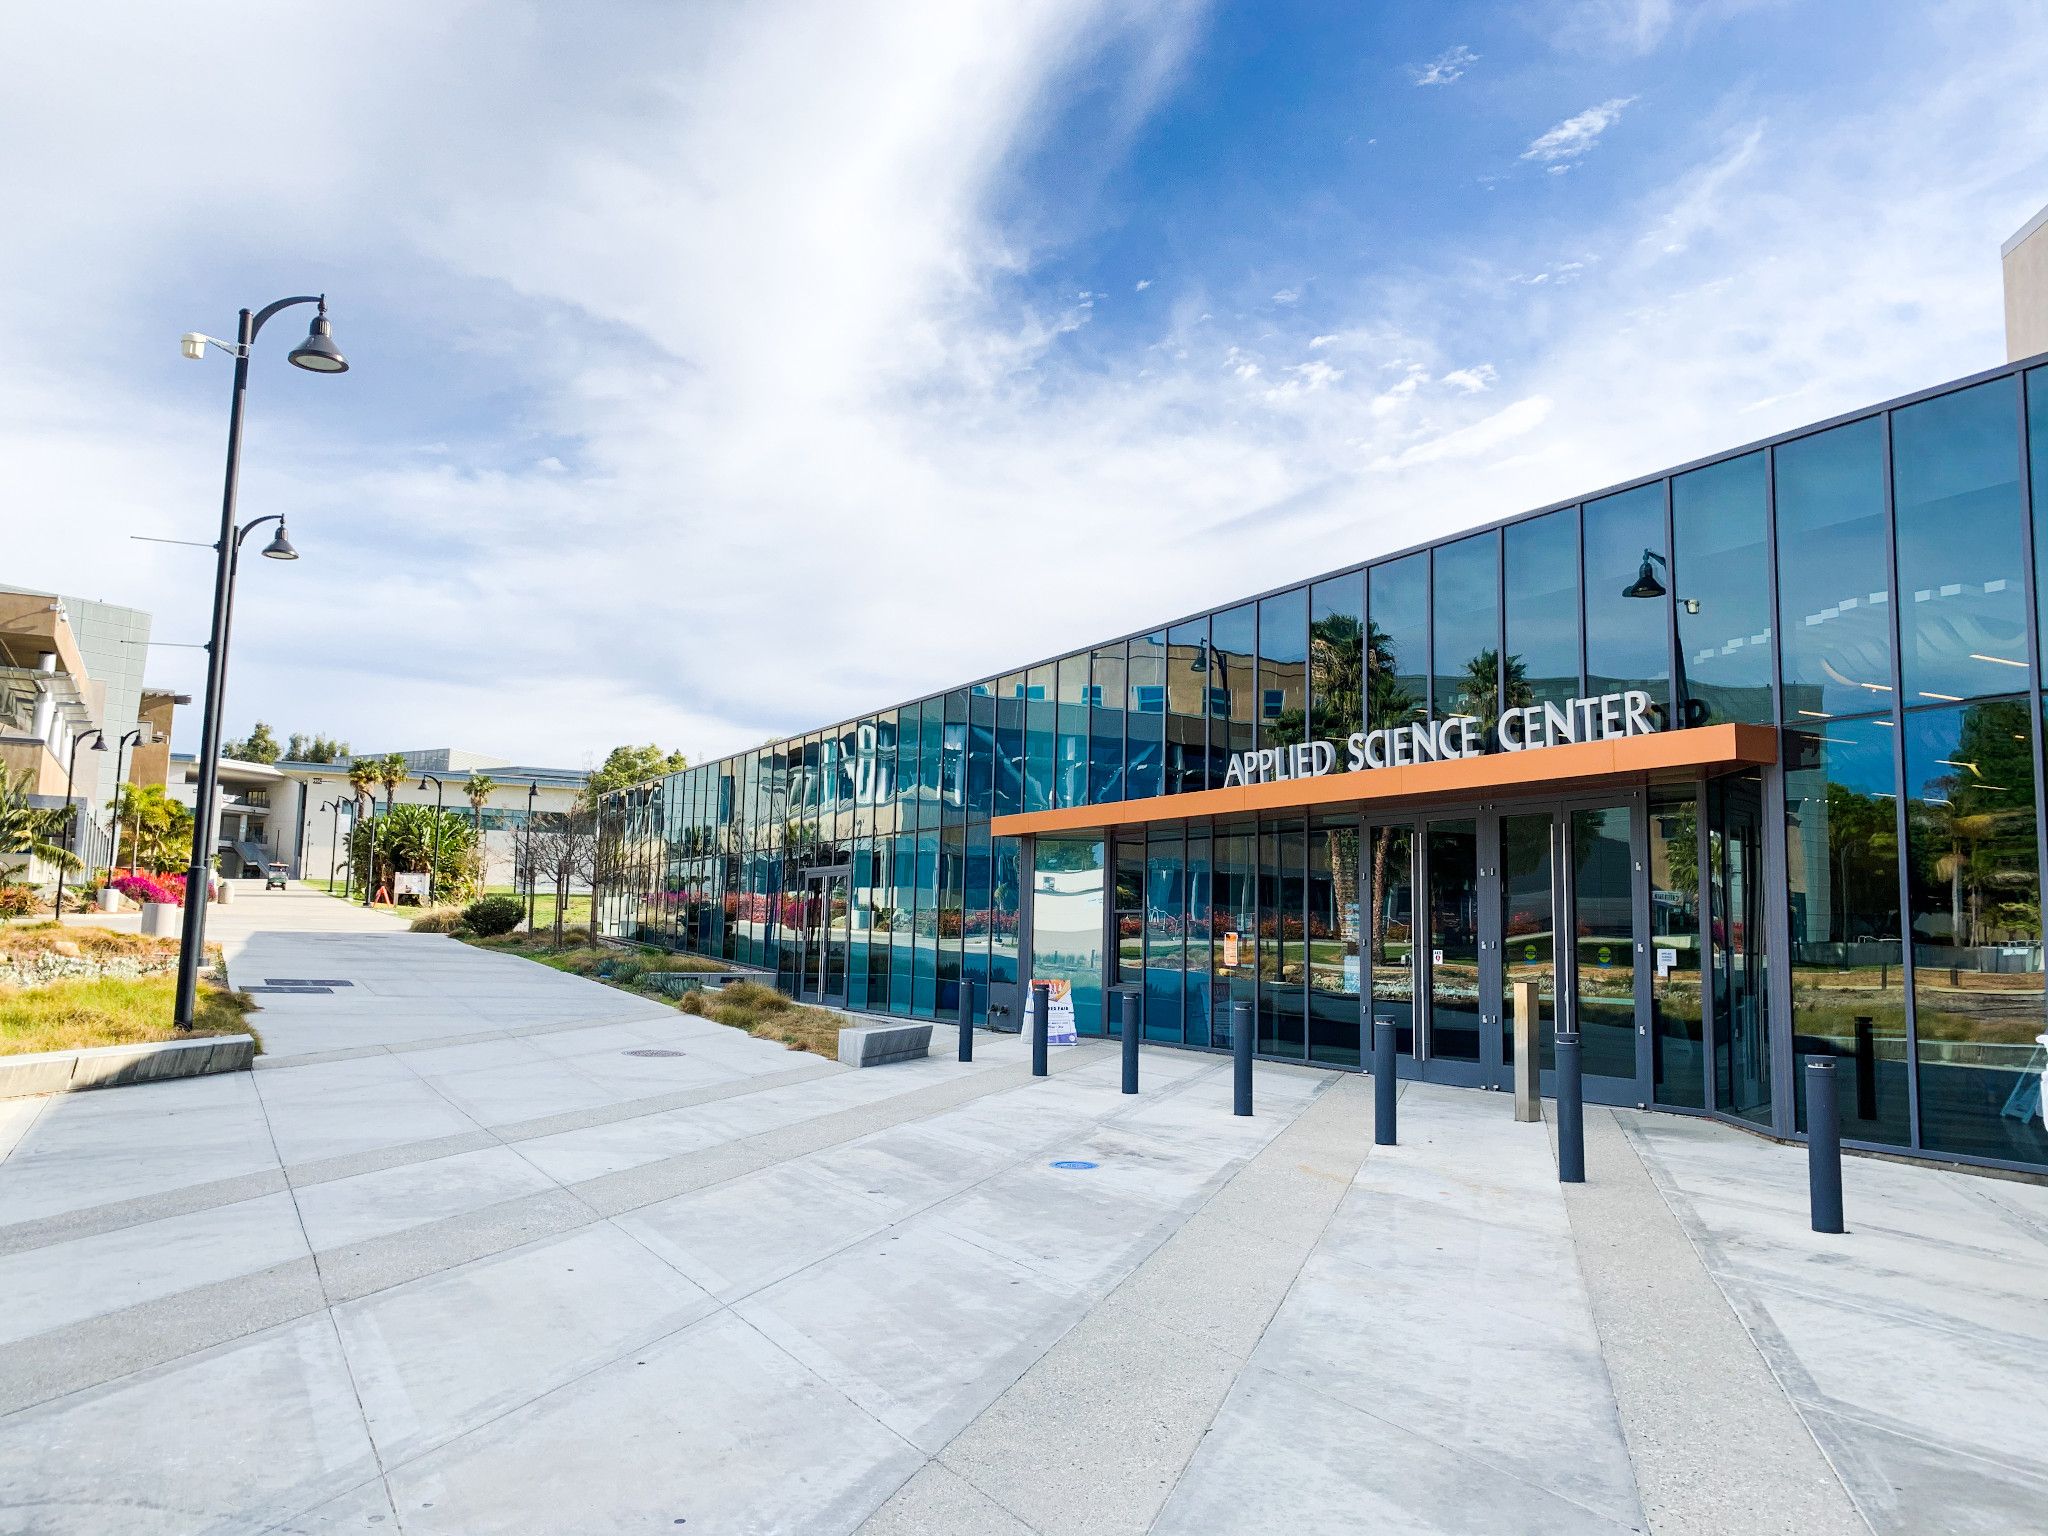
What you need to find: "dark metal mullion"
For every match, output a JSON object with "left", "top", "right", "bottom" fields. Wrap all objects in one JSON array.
[
  {"left": 1424, "top": 547, "right": 1436, "bottom": 720},
  {"left": 1574, "top": 505, "right": 1589, "bottom": 699},
  {"left": 1662, "top": 475, "right": 1681, "bottom": 726},
  {"left": 2018, "top": 374, "right": 2048, "bottom": 1161},
  {"left": 1881, "top": 408, "right": 1923, "bottom": 1149}
]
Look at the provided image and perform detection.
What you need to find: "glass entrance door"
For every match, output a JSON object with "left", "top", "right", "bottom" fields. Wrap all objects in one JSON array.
[
  {"left": 1367, "top": 795, "right": 1651, "bottom": 1104},
  {"left": 800, "top": 872, "right": 849, "bottom": 1006}
]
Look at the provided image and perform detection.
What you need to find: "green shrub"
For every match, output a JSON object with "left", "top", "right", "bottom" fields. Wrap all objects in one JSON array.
[
  {"left": 462, "top": 894, "right": 525, "bottom": 937},
  {"left": 409, "top": 906, "right": 464, "bottom": 933}
]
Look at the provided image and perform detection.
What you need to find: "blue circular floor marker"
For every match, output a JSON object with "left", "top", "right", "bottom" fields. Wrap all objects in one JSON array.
[{"left": 1050, "top": 1160, "right": 1098, "bottom": 1170}]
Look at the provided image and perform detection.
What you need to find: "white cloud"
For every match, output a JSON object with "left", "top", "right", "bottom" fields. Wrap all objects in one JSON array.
[
  {"left": 0, "top": 2, "right": 2043, "bottom": 773},
  {"left": 1410, "top": 44, "right": 1478, "bottom": 86},
  {"left": 1522, "top": 96, "right": 1637, "bottom": 164},
  {"left": 1272, "top": 286, "right": 1301, "bottom": 304},
  {"left": 1134, "top": 277, "right": 1152, "bottom": 290}
]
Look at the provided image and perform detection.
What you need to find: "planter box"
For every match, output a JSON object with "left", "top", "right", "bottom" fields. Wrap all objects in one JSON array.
[
  {"left": 0, "top": 1033, "right": 256, "bottom": 1100},
  {"left": 838, "top": 1022, "right": 931, "bottom": 1068},
  {"left": 96, "top": 888, "right": 124, "bottom": 913},
  {"left": 139, "top": 901, "right": 181, "bottom": 937}
]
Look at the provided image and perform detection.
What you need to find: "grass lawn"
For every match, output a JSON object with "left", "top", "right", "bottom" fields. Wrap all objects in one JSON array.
[
  {"left": 1, "top": 975, "right": 253, "bottom": 1056},
  {"left": 314, "top": 880, "right": 591, "bottom": 933}
]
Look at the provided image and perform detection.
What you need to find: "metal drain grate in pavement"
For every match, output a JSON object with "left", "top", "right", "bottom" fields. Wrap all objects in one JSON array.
[
  {"left": 624, "top": 1048, "right": 686, "bottom": 1058},
  {"left": 265, "top": 979, "right": 354, "bottom": 987},
  {"left": 243, "top": 985, "right": 333, "bottom": 995}
]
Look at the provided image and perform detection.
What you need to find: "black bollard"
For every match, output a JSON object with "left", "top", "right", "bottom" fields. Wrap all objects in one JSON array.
[
  {"left": 1232, "top": 998, "right": 1253, "bottom": 1116},
  {"left": 1120, "top": 988, "right": 1140, "bottom": 1094},
  {"left": 1555, "top": 1028, "right": 1585, "bottom": 1184},
  {"left": 958, "top": 980, "right": 974, "bottom": 1063},
  {"left": 1373, "top": 1015, "right": 1397, "bottom": 1146},
  {"left": 1807, "top": 1057, "right": 1845, "bottom": 1234},
  {"left": 1030, "top": 982, "right": 1049, "bottom": 1078}
]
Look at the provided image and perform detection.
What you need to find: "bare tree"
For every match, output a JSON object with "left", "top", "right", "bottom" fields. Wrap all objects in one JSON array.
[{"left": 510, "top": 807, "right": 600, "bottom": 947}]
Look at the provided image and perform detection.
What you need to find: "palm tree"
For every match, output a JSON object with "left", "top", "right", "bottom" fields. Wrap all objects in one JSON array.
[
  {"left": 346, "top": 759, "right": 379, "bottom": 896},
  {"left": 370, "top": 753, "right": 407, "bottom": 898},
  {"left": 464, "top": 771, "right": 497, "bottom": 839},
  {"left": 0, "top": 768, "right": 78, "bottom": 876}
]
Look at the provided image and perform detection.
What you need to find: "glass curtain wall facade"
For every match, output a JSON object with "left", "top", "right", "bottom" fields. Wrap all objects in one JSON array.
[{"left": 600, "top": 358, "right": 2048, "bottom": 1175}]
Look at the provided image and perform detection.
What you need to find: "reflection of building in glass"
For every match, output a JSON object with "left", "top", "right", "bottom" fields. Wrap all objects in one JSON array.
[{"left": 601, "top": 355, "right": 2048, "bottom": 1178}]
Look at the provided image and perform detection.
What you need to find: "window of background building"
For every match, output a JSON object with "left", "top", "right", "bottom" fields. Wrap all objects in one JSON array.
[
  {"left": 1257, "top": 588, "right": 1308, "bottom": 752},
  {"left": 1432, "top": 532, "right": 1501, "bottom": 728},
  {"left": 1783, "top": 718, "right": 1908, "bottom": 1146},
  {"left": 1672, "top": 452, "right": 1773, "bottom": 726},
  {"left": 1776, "top": 417, "right": 1890, "bottom": 721},
  {"left": 1368, "top": 553, "right": 1428, "bottom": 727},
  {"left": 1892, "top": 378, "right": 2029, "bottom": 703},
  {"left": 1583, "top": 483, "right": 1670, "bottom": 715},
  {"left": 1309, "top": 575, "right": 1365, "bottom": 744},
  {"left": 1903, "top": 698, "right": 2044, "bottom": 1166}
]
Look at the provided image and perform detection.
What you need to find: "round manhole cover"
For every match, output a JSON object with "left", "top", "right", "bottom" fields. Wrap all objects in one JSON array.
[
  {"left": 1050, "top": 1160, "right": 1098, "bottom": 1170},
  {"left": 625, "top": 1048, "right": 686, "bottom": 1058}
]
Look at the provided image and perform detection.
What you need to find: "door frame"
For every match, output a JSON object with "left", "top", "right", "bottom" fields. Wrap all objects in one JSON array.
[
  {"left": 795, "top": 862, "right": 851, "bottom": 1007},
  {"left": 1364, "top": 788, "right": 1653, "bottom": 1106}
]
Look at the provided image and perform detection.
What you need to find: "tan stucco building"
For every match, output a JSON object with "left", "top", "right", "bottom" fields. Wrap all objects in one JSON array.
[{"left": 2005, "top": 201, "right": 2048, "bottom": 362}]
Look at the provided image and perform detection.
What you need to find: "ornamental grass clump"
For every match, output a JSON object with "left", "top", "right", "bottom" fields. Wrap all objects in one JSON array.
[{"left": 677, "top": 980, "right": 841, "bottom": 1057}]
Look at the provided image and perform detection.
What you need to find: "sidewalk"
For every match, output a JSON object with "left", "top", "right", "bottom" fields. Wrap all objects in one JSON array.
[{"left": 0, "top": 886, "right": 2040, "bottom": 1532}]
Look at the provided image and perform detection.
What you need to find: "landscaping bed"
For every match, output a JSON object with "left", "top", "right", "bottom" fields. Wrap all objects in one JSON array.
[{"left": 0, "top": 925, "right": 251, "bottom": 1057}]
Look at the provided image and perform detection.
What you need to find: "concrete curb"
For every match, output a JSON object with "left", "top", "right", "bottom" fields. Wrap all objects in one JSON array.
[{"left": 0, "top": 1033, "right": 257, "bottom": 1100}]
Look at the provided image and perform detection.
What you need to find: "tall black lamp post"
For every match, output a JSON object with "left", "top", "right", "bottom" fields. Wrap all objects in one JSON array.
[
  {"left": 418, "top": 774, "right": 447, "bottom": 902},
  {"left": 172, "top": 296, "right": 347, "bottom": 1032},
  {"left": 106, "top": 727, "right": 144, "bottom": 875},
  {"left": 51, "top": 730, "right": 108, "bottom": 918}
]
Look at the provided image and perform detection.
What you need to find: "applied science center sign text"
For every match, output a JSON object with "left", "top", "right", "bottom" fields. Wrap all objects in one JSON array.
[{"left": 1220, "top": 689, "right": 1659, "bottom": 788}]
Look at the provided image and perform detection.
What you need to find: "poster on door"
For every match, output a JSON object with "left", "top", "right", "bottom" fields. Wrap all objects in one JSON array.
[{"left": 1030, "top": 978, "right": 1079, "bottom": 1046}]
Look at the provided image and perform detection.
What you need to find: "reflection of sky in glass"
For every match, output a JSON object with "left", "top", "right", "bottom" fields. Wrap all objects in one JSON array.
[{"left": 1504, "top": 508, "right": 1579, "bottom": 708}]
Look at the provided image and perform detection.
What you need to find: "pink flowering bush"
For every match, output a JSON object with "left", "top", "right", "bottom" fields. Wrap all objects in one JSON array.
[{"left": 111, "top": 873, "right": 180, "bottom": 906}]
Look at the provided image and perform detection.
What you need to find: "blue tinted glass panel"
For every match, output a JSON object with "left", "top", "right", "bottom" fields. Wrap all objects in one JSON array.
[
  {"left": 1144, "top": 830, "right": 1184, "bottom": 1042},
  {"left": 1024, "top": 663, "right": 1055, "bottom": 812},
  {"left": 1783, "top": 717, "right": 1905, "bottom": 1144},
  {"left": 1583, "top": 484, "right": 1669, "bottom": 711},
  {"left": 1368, "top": 553, "right": 1427, "bottom": 727},
  {"left": 1091, "top": 643, "right": 1126, "bottom": 803},
  {"left": 2032, "top": 369, "right": 2048, "bottom": 671},
  {"left": 1432, "top": 533, "right": 1499, "bottom": 726},
  {"left": 1672, "top": 453, "right": 1773, "bottom": 726},
  {"left": 1126, "top": 631, "right": 1165, "bottom": 799},
  {"left": 989, "top": 836, "right": 1021, "bottom": 987},
  {"left": 1776, "top": 418, "right": 1890, "bottom": 718},
  {"left": 1036, "top": 837, "right": 1106, "bottom": 1035},
  {"left": 994, "top": 674, "right": 1023, "bottom": 818},
  {"left": 1892, "top": 379, "right": 2028, "bottom": 702},
  {"left": 966, "top": 691, "right": 994, "bottom": 820},
  {"left": 1903, "top": 698, "right": 2044, "bottom": 1166},
  {"left": 1257, "top": 588, "right": 1308, "bottom": 751},
  {"left": 1309, "top": 576, "right": 1364, "bottom": 742},
  {"left": 1210, "top": 604, "right": 1256, "bottom": 776},
  {"left": 1166, "top": 620, "right": 1207, "bottom": 793}
]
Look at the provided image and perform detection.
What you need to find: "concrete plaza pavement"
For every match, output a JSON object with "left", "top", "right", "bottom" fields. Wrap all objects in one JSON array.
[{"left": 0, "top": 886, "right": 2042, "bottom": 1533}]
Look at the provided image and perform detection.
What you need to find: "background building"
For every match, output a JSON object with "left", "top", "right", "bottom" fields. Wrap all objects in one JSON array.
[
  {"left": 265, "top": 750, "right": 589, "bottom": 888},
  {"left": 601, "top": 350, "right": 2048, "bottom": 1180},
  {"left": 2006, "top": 200, "right": 2048, "bottom": 362},
  {"left": 0, "top": 584, "right": 170, "bottom": 878}
]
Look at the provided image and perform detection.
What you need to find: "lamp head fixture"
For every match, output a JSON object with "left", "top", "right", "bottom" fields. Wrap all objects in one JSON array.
[
  {"left": 260, "top": 522, "right": 298, "bottom": 561},
  {"left": 287, "top": 298, "right": 348, "bottom": 374},
  {"left": 1623, "top": 550, "right": 1667, "bottom": 601}
]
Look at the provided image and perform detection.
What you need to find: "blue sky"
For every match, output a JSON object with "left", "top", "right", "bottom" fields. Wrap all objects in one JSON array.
[{"left": 4, "top": 0, "right": 2045, "bottom": 768}]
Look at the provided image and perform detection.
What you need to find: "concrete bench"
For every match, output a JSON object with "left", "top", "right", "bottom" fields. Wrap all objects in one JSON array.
[{"left": 838, "top": 1022, "right": 932, "bottom": 1068}]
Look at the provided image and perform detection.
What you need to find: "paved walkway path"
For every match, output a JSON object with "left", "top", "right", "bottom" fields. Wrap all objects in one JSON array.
[{"left": 0, "top": 886, "right": 2039, "bottom": 1532}]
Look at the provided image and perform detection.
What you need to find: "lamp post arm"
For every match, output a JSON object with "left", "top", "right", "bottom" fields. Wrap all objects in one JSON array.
[
  {"left": 248, "top": 295, "right": 322, "bottom": 343},
  {"left": 233, "top": 514, "right": 284, "bottom": 549}
]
